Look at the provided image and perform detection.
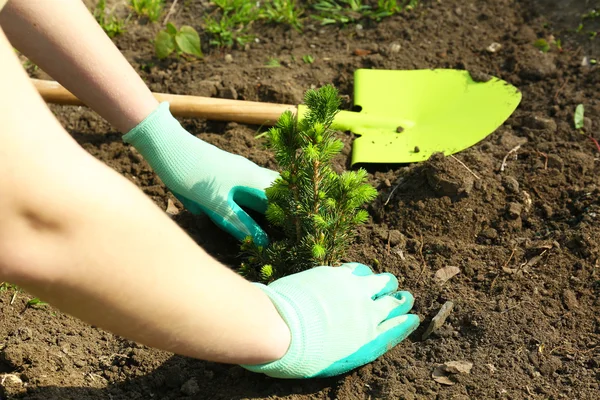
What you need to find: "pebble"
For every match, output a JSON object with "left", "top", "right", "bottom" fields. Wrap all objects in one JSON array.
[
  {"left": 507, "top": 202, "right": 522, "bottom": 219},
  {"left": 502, "top": 176, "right": 519, "bottom": 194},
  {"left": 480, "top": 227, "right": 498, "bottom": 240},
  {"left": 523, "top": 115, "right": 557, "bottom": 132},
  {"left": 390, "top": 43, "right": 402, "bottom": 53},
  {"left": 486, "top": 42, "right": 502, "bottom": 53},
  {"left": 224, "top": 54, "right": 233, "bottom": 63}
]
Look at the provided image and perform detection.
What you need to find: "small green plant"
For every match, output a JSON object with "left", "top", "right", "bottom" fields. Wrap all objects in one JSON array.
[
  {"left": 574, "top": 104, "right": 600, "bottom": 153},
  {"left": 129, "top": 0, "right": 164, "bottom": 22},
  {"left": 574, "top": 104, "right": 585, "bottom": 130},
  {"left": 310, "top": 0, "right": 419, "bottom": 25},
  {"left": 0, "top": 282, "right": 18, "bottom": 292},
  {"left": 533, "top": 38, "right": 550, "bottom": 52},
  {"left": 154, "top": 22, "right": 203, "bottom": 59},
  {"left": 582, "top": 9, "right": 600, "bottom": 20},
  {"left": 302, "top": 54, "right": 315, "bottom": 64},
  {"left": 94, "top": 0, "right": 129, "bottom": 38},
  {"left": 26, "top": 298, "right": 48, "bottom": 308},
  {"left": 240, "top": 85, "right": 377, "bottom": 282},
  {"left": 261, "top": 0, "right": 304, "bottom": 31},
  {"left": 265, "top": 58, "right": 281, "bottom": 67},
  {"left": 204, "top": 0, "right": 261, "bottom": 47}
]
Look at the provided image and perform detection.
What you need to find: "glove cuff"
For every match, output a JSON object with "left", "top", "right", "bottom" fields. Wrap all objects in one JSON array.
[
  {"left": 122, "top": 102, "right": 209, "bottom": 184},
  {"left": 240, "top": 282, "right": 326, "bottom": 379},
  {"left": 123, "top": 102, "right": 187, "bottom": 149}
]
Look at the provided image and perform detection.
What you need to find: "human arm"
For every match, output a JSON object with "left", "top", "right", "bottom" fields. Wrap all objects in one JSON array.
[
  {"left": 0, "top": 27, "right": 291, "bottom": 365},
  {"left": 0, "top": 0, "right": 277, "bottom": 245},
  {"left": 0, "top": 0, "right": 157, "bottom": 132}
]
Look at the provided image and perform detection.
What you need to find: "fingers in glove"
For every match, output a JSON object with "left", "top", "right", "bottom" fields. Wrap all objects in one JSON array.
[
  {"left": 374, "top": 291, "right": 415, "bottom": 322},
  {"left": 340, "top": 262, "right": 374, "bottom": 276},
  {"left": 231, "top": 186, "right": 269, "bottom": 214},
  {"left": 376, "top": 313, "right": 420, "bottom": 337}
]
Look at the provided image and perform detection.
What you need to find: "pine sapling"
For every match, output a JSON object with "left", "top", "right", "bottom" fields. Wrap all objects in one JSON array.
[{"left": 240, "top": 85, "right": 377, "bottom": 282}]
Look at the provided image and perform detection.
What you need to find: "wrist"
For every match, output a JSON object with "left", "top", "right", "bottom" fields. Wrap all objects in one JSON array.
[{"left": 250, "top": 284, "right": 292, "bottom": 364}]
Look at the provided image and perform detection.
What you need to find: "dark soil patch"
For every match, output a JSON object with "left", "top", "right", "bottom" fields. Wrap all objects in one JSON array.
[{"left": 2, "top": 0, "right": 599, "bottom": 399}]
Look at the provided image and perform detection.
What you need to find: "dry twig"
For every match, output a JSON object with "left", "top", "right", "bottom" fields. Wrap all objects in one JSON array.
[
  {"left": 450, "top": 155, "right": 480, "bottom": 179},
  {"left": 500, "top": 145, "right": 521, "bottom": 172},
  {"left": 163, "top": 0, "right": 179, "bottom": 25},
  {"left": 384, "top": 177, "right": 406, "bottom": 206}
]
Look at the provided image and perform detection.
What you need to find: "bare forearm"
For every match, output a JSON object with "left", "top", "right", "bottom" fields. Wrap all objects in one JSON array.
[
  {"left": 0, "top": 28, "right": 290, "bottom": 365},
  {"left": 0, "top": 0, "right": 158, "bottom": 132}
]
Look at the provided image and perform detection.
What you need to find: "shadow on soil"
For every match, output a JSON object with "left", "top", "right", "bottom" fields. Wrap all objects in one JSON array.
[{"left": 14, "top": 355, "right": 338, "bottom": 400}]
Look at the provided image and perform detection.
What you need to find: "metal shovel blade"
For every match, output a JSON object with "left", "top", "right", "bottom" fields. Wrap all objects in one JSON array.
[{"left": 329, "top": 69, "right": 522, "bottom": 165}]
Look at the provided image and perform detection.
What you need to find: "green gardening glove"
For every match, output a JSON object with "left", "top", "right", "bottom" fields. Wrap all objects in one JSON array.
[
  {"left": 123, "top": 102, "right": 278, "bottom": 246},
  {"left": 242, "top": 262, "right": 420, "bottom": 379}
]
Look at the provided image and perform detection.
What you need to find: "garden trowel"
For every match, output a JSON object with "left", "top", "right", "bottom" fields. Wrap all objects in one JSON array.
[{"left": 32, "top": 68, "right": 521, "bottom": 165}]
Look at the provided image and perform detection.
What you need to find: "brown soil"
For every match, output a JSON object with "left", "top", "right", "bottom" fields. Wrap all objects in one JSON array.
[{"left": 2, "top": 0, "right": 600, "bottom": 399}]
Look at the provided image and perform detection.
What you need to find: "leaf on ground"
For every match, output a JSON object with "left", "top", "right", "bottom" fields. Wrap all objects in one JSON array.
[
  {"left": 176, "top": 26, "right": 203, "bottom": 57},
  {"left": 422, "top": 301, "right": 454, "bottom": 340},
  {"left": 155, "top": 30, "right": 175, "bottom": 59},
  {"left": 434, "top": 266, "right": 460, "bottom": 284},
  {"left": 432, "top": 366, "right": 455, "bottom": 385},
  {"left": 166, "top": 199, "right": 179, "bottom": 216},
  {"left": 574, "top": 104, "right": 585, "bottom": 130},
  {"left": 442, "top": 360, "right": 473, "bottom": 374}
]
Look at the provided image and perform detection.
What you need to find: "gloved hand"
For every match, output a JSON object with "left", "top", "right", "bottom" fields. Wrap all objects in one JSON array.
[
  {"left": 242, "top": 262, "right": 420, "bottom": 379},
  {"left": 123, "top": 102, "right": 278, "bottom": 246}
]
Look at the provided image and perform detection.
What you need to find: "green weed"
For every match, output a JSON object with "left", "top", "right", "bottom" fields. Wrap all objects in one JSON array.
[
  {"left": 155, "top": 22, "right": 203, "bottom": 59},
  {"left": 265, "top": 58, "right": 282, "bottom": 67},
  {"left": 574, "top": 104, "right": 585, "bottom": 130},
  {"left": 204, "top": 0, "right": 261, "bottom": 47},
  {"left": 302, "top": 54, "right": 315, "bottom": 64},
  {"left": 533, "top": 38, "right": 550, "bottom": 52},
  {"left": 26, "top": 298, "right": 48, "bottom": 308},
  {"left": 94, "top": 0, "right": 129, "bottom": 38},
  {"left": 0, "top": 282, "right": 18, "bottom": 292},
  {"left": 261, "top": 0, "right": 304, "bottom": 31},
  {"left": 309, "top": 0, "right": 419, "bottom": 25},
  {"left": 129, "top": 0, "right": 165, "bottom": 22}
]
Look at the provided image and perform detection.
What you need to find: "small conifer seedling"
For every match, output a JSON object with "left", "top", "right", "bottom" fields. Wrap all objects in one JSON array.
[{"left": 240, "top": 85, "right": 377, "bottom": 282}]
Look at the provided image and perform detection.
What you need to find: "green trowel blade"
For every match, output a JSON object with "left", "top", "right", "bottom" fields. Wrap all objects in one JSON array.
[{"left": 331, "top": 69, "right": 522, "bottom": 165}]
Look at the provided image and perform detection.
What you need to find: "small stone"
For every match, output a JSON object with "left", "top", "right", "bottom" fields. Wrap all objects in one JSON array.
[
  {"left": 541, "top": 204, "right": 553, "bottom": 218},
  {"left": 181, "top": 378, "right": 200, "bottom": 396},
  {"left": 218, "top": 86, "right": 238, "bottom": 100},
  {"left": 547, "top": 154, "right": 564, "bottom": 171},
  {"left": 390, "top": 43, "right": 402, "bottom": 53},
  {"left": 486, "top": 42, "right": 502, "bottom": 53},
  {"left": 224, "top": 54, "right": 233, "bottom": 63},
  {"left": 523, "top": 115, "right": 557, "bottom": 132},
  {"left": 563, "top": 289, "right": 579, "bottom": 310},
  {"left": 442, "top": 361, "right": 473, "bottom": 374},
  {"left": 166, "top": 199, "right": 179, "bottom": 216},
  {"left": 388, "top": 230, "right": 406, "bottom": 246},
  {"left": 383, "top": 178, "right": 391, "bottom": 187},
  {"left": 502, "top": 176, "right": 519, "bottom": 194},
  {"left": 507, "top": 202, "right": 522, "bottom": 219},
  {"left": 74, "top": 358, "right": 87, "bottom": 368},
  {"left": 480, "top": 227, "right": 498, "bottom": 240}
]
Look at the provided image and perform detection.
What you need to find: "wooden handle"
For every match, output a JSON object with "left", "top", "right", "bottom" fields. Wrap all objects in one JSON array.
[{"left": 31, "top": 79, "right": 297, "bottom": 126}]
